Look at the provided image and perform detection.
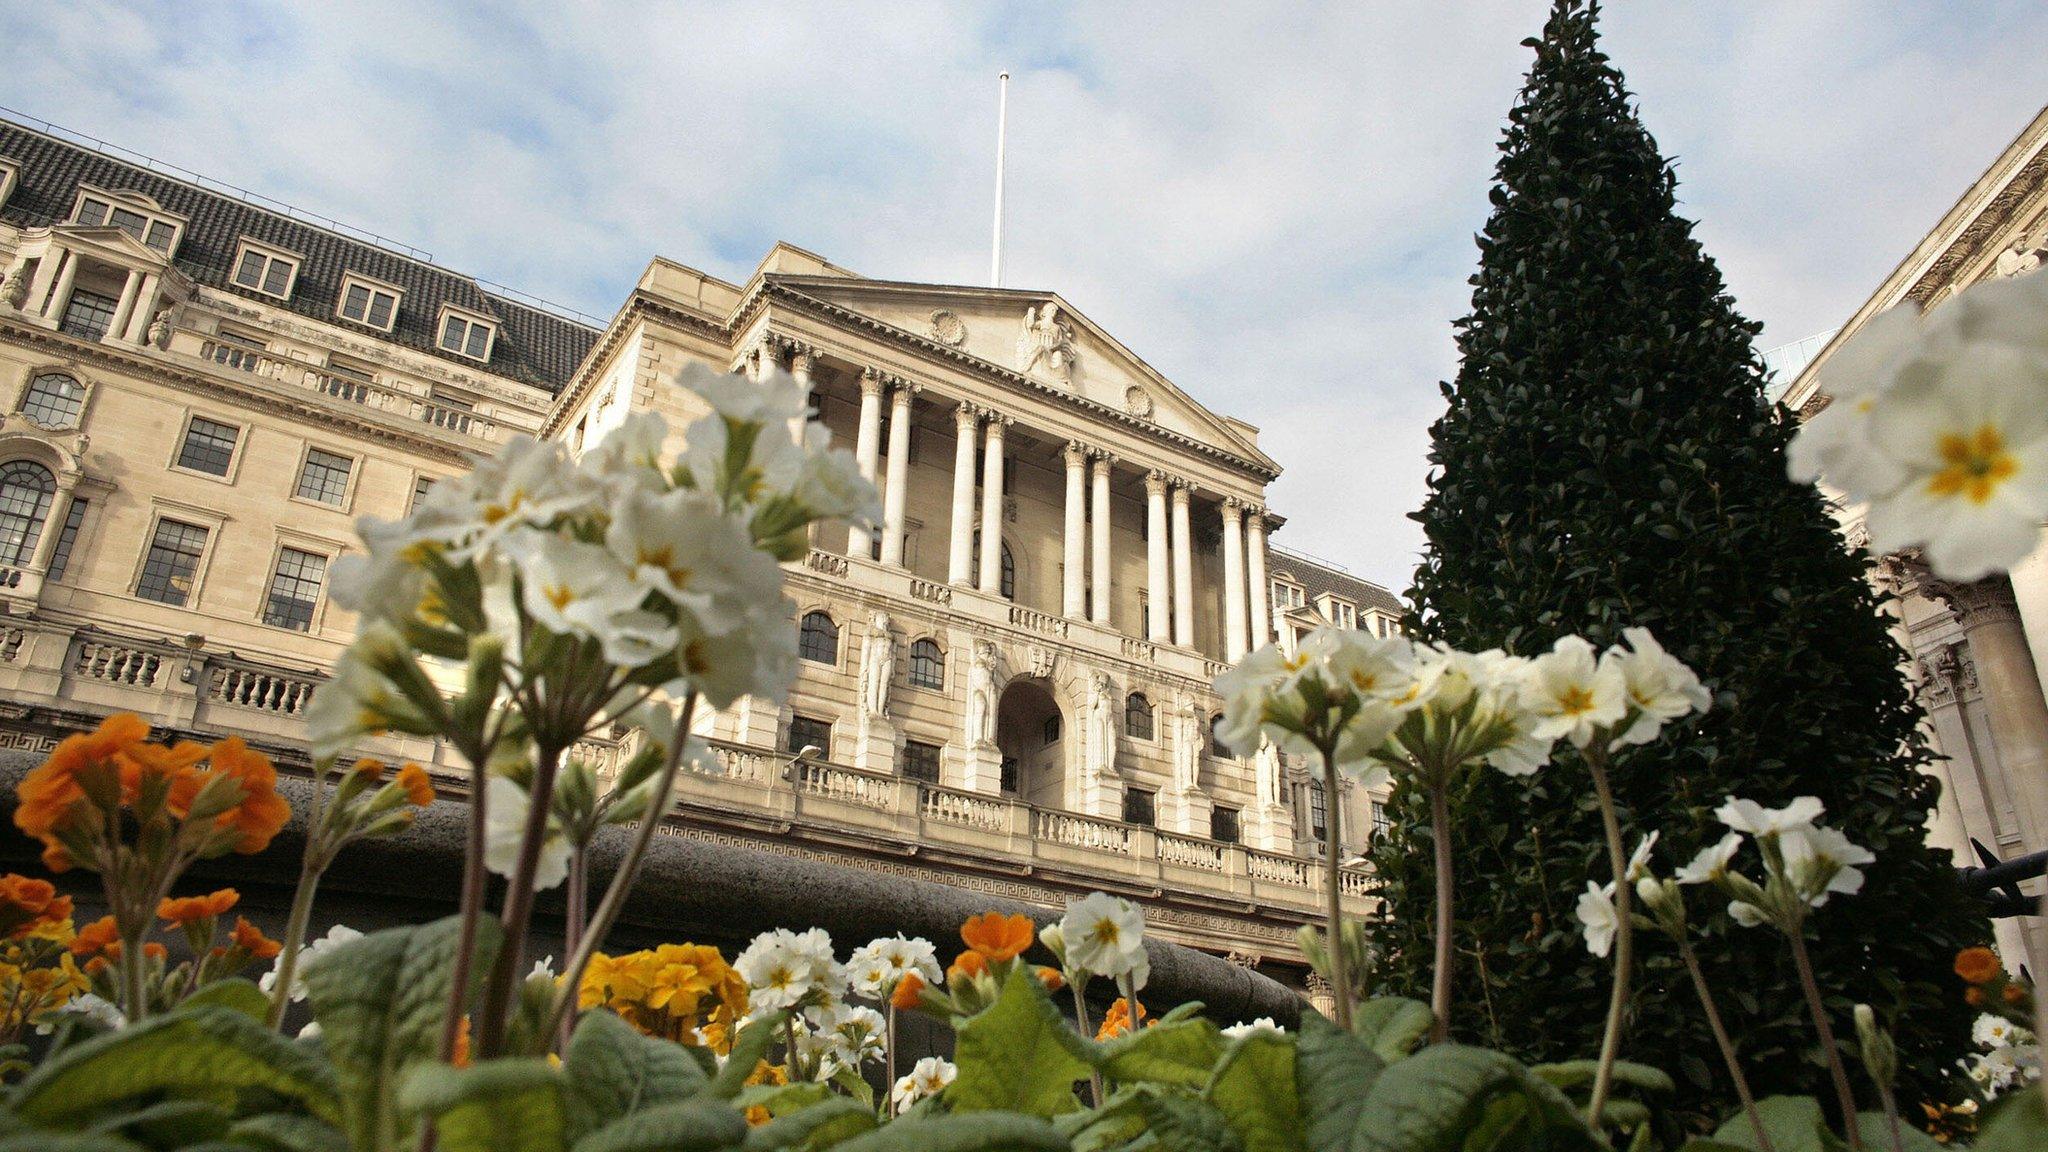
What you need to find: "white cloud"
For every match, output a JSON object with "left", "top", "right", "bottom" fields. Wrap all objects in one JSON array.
[{"left": 2, "top": 1, "right": 2039, "bottom": 590}]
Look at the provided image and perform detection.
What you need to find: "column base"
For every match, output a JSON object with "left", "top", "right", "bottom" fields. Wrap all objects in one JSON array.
[
  {"left": 957, "top": 742, "right": 1003, "bottom": 794},
  {"left": 855, "top": 715, "right": 896, "bottom": 774},
  {"left": 1157, "top": 787, "right": 1213, "bottom": 836},
  {"left": 1242, "top": 803, "right": 1295, "bottom": 853}
]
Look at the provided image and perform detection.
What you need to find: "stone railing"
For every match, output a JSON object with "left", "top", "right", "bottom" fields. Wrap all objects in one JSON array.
[
  {"left": 919, "top": 784, "right": 1007, "bottom": 830},
  {"left": 1007, "top": 604, "right": 1070, "bottom": 638},
  {"left": 796, "top": 760, "right": 894, "bottom": 809},
  {"left": 1159, "top": 832, "right": 1226, "bottom": 872},
  {"left": 1246, "top": 850, "right": 1311, "bottom": 887},
  {"left": 72, "top": 639, "right": 168, "bottom": 687},
  {"left": 909, "top": 578, "right": 952, "bottom": 605},
  {"left": 1034, "top": 809, "right": 1133, "bottom": 855},
  {"left": 205, "top": 662, "right": 320, "bottom": 716},
  {"left": 805, "top": 550, "right": 850, "bottom": 578},
  {"left": 193, "top": 337, "right": 503, "bottom": 445}
]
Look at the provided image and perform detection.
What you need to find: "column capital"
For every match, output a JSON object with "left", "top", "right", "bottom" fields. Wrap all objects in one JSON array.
[
  {"left": 953, "top": 399, "right": 982, "bottom": 427},
  {"left": 1064, "top": 440, "right": 1089, "bottom": 467},
  {"left": 859, "top": 366, "right": 887, "bottom": 393},
  {"left": 756, "top": 332, "right": 787, "bottom": 359},
  {"left": 1144, "top": 469, "right": 1169, "bottom": 496},
  {"left": 984, "top": 412, "right": 1015, "bottom": 430},
  {"left": 789, "top": 345, "right": 817, "bottom": 374},
  {"left": 1220, "top": 496, "right": 1244, "bottom": 520},
  {"left": 1088, "top": 448, "right": 1117, "bottom": 468},
  {"left": 1168, "top": 477, "right": 1193, "bottom": 499},
  {"left": 890, "top": 378, "right": 923, "bottom": 398}
]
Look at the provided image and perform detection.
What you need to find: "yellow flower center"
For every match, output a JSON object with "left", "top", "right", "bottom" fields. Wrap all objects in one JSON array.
[
  {"left": 482, "top": 490, "right": 526, "bottom": 525},
  {"left": 1558, "top": 685, "right": 1595, "bottom": 717},
  {"left": 637, "top": 545, "right": 692, "bottom": 588},
  {"left": 1929, "top": 425, "right": 2018, "bottom": 505},
  {"left": 545, "top": 584, "right": 576, "bottom": 611},
  {"left": 1092, "top": 918, "right": 1120, "bottom": 946}
]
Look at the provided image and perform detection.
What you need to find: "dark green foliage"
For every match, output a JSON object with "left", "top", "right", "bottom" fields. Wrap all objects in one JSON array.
[{"left": 1372, "top": 0, "right": 1987, "bottom": 1126}]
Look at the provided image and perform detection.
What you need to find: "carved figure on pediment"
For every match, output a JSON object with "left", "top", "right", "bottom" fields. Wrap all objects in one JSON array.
[
  {"left": 965, "top": 640, "right": 999, "bottom": 748},
  {"left": 0, "top": 265, "right": 26, "bottom": 310},
  {"left": 1997, "top": 231, "right": 2044, "bottom": 278},
  {"left": 147, "top": 309, "right": 172, "bottom": 349},
  {"left": 1086, "top": 671, "right": 1119, "bottom": 778},
  {"left": 858, "top": 611, "right": 894, "bottom": 720},
  {"left": 1017, "top": 303, "right": 1077, "bottom": 384}
]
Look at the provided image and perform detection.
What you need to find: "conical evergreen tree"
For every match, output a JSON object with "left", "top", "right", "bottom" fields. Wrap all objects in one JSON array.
[{"left": 1372, "top": 0, "right": 1985, "bottom": 1121}]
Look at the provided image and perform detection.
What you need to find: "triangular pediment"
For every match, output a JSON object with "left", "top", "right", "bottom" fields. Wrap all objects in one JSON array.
[
  {"left": 52, "top": 223, "right": 168, "bottom": 267},
  {"left": 773, "top": 275, "right": 1274, "bottom": 470}
]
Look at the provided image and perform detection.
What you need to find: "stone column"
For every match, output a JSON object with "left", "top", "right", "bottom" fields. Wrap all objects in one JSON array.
[
  {"left": 121, "top": 273, "right": 159, "bottom": 344},
  {"left": 848, "top": 371, "right": 885, "bottom": 559},
  {"left": 1246, "top": 507, "right": 1271, "bottom": 651},
  {"left": 25, "top": 473, "right": 80, "bottom": 573},
  {"left": 25, "top": 249, "right": 62, "bottom": 318},
  {"left": 1091, "top": 453, "right": 1114, "bottom": 627},
  {"left": 1062, "top": 442, "right": 1087, "bottom": 618},
  {"left": 751, "top": 336, "right": 781, "bottom": 383},
  {"left": 879, "top": 381, "right": 916, "bottom": 567},
  {"left": 1171, "top": 481, "right": 1195, "bottom": 648},
  {"left": 978, "top": 415, "right": 1010, "bottom": 594},
  {"left": 42, "top": 250, "right": 78, "bottom": 322},
  {"left": 107, "top": 268, "right": 143, "bottom": 345},
  {"left": 1221, "top": 498, "right": 1248, "bottom": 662},
  {"left": 1145, "top": 471, "right": 1171, "bottom": 642},
  {"left": 948, "top": 403, "right": 980, "bottom": 586}
]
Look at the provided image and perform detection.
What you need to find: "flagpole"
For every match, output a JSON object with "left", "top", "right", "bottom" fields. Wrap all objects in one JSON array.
[{"left": 991, "top": 71, "right": 1009, "bottom": 288}]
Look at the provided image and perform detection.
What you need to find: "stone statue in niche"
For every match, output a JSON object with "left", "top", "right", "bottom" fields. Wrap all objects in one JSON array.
[
  {"left": 0, "top": 265, "right": 26, "bottom": 310},
  {"left": 1085, "top": 671, "right": 1119, "bottom": 778},
  {"left": 965, "top": 640, "right": 999, "bottom": 748},
  {"left": 1254, "top": 742, "right": 1284, "bottom": 809},
  {"left": 1997, "top": 231, "right": 2044, "bottom": 278},
  {"left": 1017, "top": 303, "right": 1077, "bottom": 384},
  {"left": 1170, "top": 693, "right": 1201, "bottom": 793},
  {"left": 858, "top": 611, "right": 894, "bottom": 720},
  {"left": 147, "top": 309, "right": 173, "bottom": 349}
]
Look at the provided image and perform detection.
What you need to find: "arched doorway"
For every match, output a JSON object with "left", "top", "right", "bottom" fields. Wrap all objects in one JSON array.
[{"left": 996, "top": 678, "right": 1064, "bottom": 810}]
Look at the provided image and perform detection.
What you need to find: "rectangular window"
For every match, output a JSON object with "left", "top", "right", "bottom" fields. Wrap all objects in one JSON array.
[
  {"left": 338, "top": 278, "right": 399, "bottom": 330},
  {"left": 263, "top": 547, "right": 326, "bottom": 631},
  {"left": 74, "top": 197, "right": 108, "bottom": 227},
  {"left": 176, "top": 417, "right": 240, "bottom": 476},
  {"left": 1000, "top": 756, "right": 1019, "bottom": 794},
  {"left": 1370, "top": 801, "right": 1391, "bottom": 844},
  {"left": 902, "top": 740, "right": 941, "bottom": 785},
  {"left": 58, "top": 290, "right": 119, "bottom": 342},
  {"left": 135, "top": 519, "right": 208, "bottom": 606},
  {"left": 439, "top": 313, "right": 493, "bottom": 360},
  {"left": 232, "top": 247, "right": 297, "bottom": 298},
  {"left": 74, "top": 195, "right": 177, "bottom": 251},
  {"left": 1307, "top": 783, "right": 1328, "bottom": 842},
  {"left": 45, "top": 498, "right": 88, "bottom": 582},
  {"left": 787, "top": 715, "right": 832, "bottom": 760},
  {"left": 411, "top": 474, "right": 436, "bottom": 512},
  {"left": 1211, "top": 805, "right": 1241, "bottom": 845},
  {"left": 144, "top": 220, "right": 175, "bottom": 252},
  {"left": 1123, "top": 788, "right": 1156, "bottom": 828},
  {"left": 294, "top": 448, "right": 354, "bottom": 506}
]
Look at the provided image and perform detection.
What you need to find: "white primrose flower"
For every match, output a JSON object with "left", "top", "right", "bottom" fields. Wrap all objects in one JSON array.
[
  {"left": 432, "top": 436, "right": 602, "bottom": 562},
  {"left": 37, "top": 992, "right": 124, "bottom": 1034},
  {"left": 667, "top": 593, "right": 801, "bottom": 710},
  {"left": 1221, "top": 1017, "right": 1285, "bottom": 1040},
  {"left": 483, "top": 775, "right": 571, "bottom": 891},
  {"left": 327, "top": 515, "right": 436, "bottom": 626},
  {"left": 1606, "top": 628, "right": 1711, "bottom": 749},
  {"left": 1625, "top": 832, "right": 1660, "bottom": 882},
  {"left": 1727, "top": 899, "right": 1772, "bottom": 928},
  {"left": 582, "top": 410, "right": 672, "bottom": 492},
  {"left": 501, "top": 530, "right": 677, "bottom": 666},
  {"left": 686, "top": 360, "right": 813, "bottom": 428},
  {"left": 1974, "top": 1012, "right": 2027, "bottom": 1049},
  {"left": 305, "top": 628, "right": 424, "bottom": 762},
  {"left": 1715, "top": 795, "right": 1825, "bottom": 839},
  {"left": 260, "top": 924, "right": 365, "bottom": 1002},
  {"left": 820, "top": 1002, "right": 887, "bottom": 1069},
  {"left": 1577, "top": 881, "right": 1620, "bottom": 958},
  {"left": 1778, "top": 823, "right": 1875, "bottom": 908},
  {"left": 1212, "top": 643, "right": 1312, "bottom": 757},
  {"left": 892, "top": 1056, "right": 957, "bottom": 1114},
  {"left": 1524, "top": 636, "right": 1627, "bottom": 750},
  {"left": 1787, "top": 305, "right": 1921, "bottom": 498},
  {"left": 1061, "top": 893, "right": 1150, "bottom": 988},
  {"left": 1675, "top": 832, "right": 1744, "bottom": 886},
  {"left": 847, "top": 935, "right": 941, "bottom": 999},
  {"left": 793, "top": 441, "right": 881, "bottom": 526},
  {"left": 736, "top": 927, "right": 843, "bottom": 1013},
  {"left": 605, "top": 487, "right": 783, "bottom": 632}
]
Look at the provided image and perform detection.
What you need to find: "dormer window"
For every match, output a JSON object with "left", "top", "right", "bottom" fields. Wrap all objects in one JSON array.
[
  {"left": 1270, "top": 579, "right": 1305, "bottom": 612},
  {"left": 0, "top": 159, "right": 18, "bottom": 210},
  {"left": 437, "top": 306, "right": 496, "bottom": 361},
  {"left": 70, "top": 186, "right": 184, "bottom": 255},
  {"left": 336, "top": 273, "right": 401, "bottom": 331},
  {"left": 231, "top": 240, "right": 300, "bottom": 300},
  {"left": 1322, "top": 597, "right": 1357, "bottom": 630}
]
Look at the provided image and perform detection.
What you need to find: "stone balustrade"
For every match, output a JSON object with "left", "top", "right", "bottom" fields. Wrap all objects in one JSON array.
[{"left": 189, "top": 335, "right": 504, "bottom": 445}]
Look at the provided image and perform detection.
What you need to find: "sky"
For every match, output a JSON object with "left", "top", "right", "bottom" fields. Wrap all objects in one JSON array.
[{"left": 3, "top": 1, "right": 2043, "bottom": 591}]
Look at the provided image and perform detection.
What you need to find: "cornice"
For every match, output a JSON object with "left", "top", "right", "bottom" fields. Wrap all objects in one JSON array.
[
  {"left": 541, "top": 289, "right": 727, "bottom": 438},
  {"left": 0, "top": 319, "right": 486, "bottom": 466}
]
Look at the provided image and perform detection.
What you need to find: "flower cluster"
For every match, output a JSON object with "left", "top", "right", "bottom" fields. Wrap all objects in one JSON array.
[
  {"left": 1963, "top": 1010, "right": 2040, "bottom": 1098},
  {"left": 734, "top": 927, "right": 845, "bottom": 1015},
  {"left": 846, "top": 934, "right": 941, "bottom": 1002},
  {"left": 1094, "top": 996, "right": 1148, "bottom": 1041},
  {"left": 578, "top": 942, "right": 749, "bottom": 1051},
  {"left": 1672, "top": 796, "right": 1873, "bottom": 932},
  {"left": 1789, "top": 270, "right": 2048, "bottom": 581},
  {"left": 890, "top": 1056, "right": 956, "bottom": 1115},
  {"left": 260, "top": 924, "right": 363, "bottom": 1005},
  {"left": 0, "top": 876, "right": 85, "bottom": 1044}
]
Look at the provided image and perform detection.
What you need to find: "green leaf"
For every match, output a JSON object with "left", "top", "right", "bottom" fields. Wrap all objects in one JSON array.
[
  {"left": 1094, "top": 1015, "right": 1225, "bottom": 1088},
  {"left": 1352, "top": 1044, "right": 1545, "bottom": 1152},
  {"left": 0, "top": 1133, "right": 146, "bottom": 1152},
  {"left": 740, "top": 1097, "right": 876, "bottom": 1152},
  {"left": 1350, "top": 997, "right": 1433, "bottom": 1063},
  {"left": 949, "top": 968, "right": 1094, "bottom": 1118},
  {"left": 571, "top": 1097, "right": 748, "bottom": 1152},
  {"left": 87, "top": 1098, "right": 230, "bottom": 1145},
  {"left": 1295, "top": 1013, "right": 1384, "bottom": 1152},
  {"left": 228, "top": 1112, "right": 352, "bottom": 1152},
  {"left": 1974, "top": 1090, "right": 2048, "bottom": 1152},
  {"left": 562, "top": 1008, "right": 710, "bottom": 1138},
  {"left": 399, "top": 1059, "right": 565, "bottom": 1152},
  {"left": 1529, "top": 1059, "right": 1675, "bottom": 1096},
  {"left": 1853, "top": 1114, "right": 1944, "bottom": 1152},
  {"left": 1136, "top": 1087, "right": 1245, "bottom": 1152},
  {"left": 184, "top": 977, "right": 272, "bottom": 1020},
  {"left": 826, "top": 1111, "right": 1070, "bottom": 1152},
  {"left": 710, "top": 1011, "right": 787, "bottom": 1099},
  {"left": 11, "top": 1005, "right": 340, "bottom": 1128},
  {"left": 730, "top": 1081, "right": 832, "bottom": 1119},
  {"left": 1711, "top": 1096, "right": 1839, "bottom": 1152},
  {"left": 304, "top": 914, "right": 501, "bottom": 1152},
  {"left": 1205, "top": 1032, "right": 1301, "bottom": 1152}
]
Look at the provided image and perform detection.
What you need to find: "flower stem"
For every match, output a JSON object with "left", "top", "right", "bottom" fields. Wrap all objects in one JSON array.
[
  {"left": 884, "top": 1001, "right": 898, "bottom": 1118},
  {"left": 1787, "top": 927, "right": 1863, "bottom": 1151},
  {"left": 265, "top": 857, "right": 324, "bottom": 1030},
  {"left": 1428, "top": 783, "right": 1453, "bottom": 1043},
  {"left": 1680, "top": 939, "right": 1772, "bottom": 1152},
  {"left": 1070, "top": 976, "right": 1103, "bottom": 1106},
  {"left": 544, "top": 691, "right": 700, "bottom": 1040},
  {"left": 1320, "top": 749, "right": 1352, "bottom": 1032},
  {"left": 477, "top": 742, "right": 564, "bottom": 1058},
  {"left": 1585, "top": 752, "right": 1632, "bottom": 1130},
  {"left": 440, "top": 749, "right": 492, "bottom": 1063},
  {"left": 1877, "top": 1082, "right": 1903, "bottom": 1152}
]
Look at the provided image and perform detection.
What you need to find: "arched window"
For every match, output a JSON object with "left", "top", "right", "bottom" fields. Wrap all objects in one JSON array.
[
  {"left": 20, "top": 373, "right": 84, "bottom": 430},
  {"left": 0, "top": 461, "right": 55, "bottom": 564},
  {"left": 1209, "top": 713, "right": 1234, "bottom": 759},
  {"left": 798, "top": 611, "right": 839, "bottom": 664},
  {"left": 971, "top": 531, "right": 1017, "bottom": 601},
  {"left": 1124, "top": 692, "right": 1154, "bottom": 741},
  {"left": 908, "top": 638, "right": 945, "bottom": 689}
]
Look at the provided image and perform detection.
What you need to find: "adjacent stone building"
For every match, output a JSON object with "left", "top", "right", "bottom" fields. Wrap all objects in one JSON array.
[
  {"left": 0, "top": 114, "right": 1392, "bottom": 986},
  {"left": 1782, "top": 104, "right": 2048, "bottom": 966}
]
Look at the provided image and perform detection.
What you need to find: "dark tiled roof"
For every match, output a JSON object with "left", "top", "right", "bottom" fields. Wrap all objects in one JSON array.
[
  {"left": 0, "top": 119, "right": 599, "bottom": 393},
  {"left": 1268, "top": 548, "right": 1403, "bottom": 617}
]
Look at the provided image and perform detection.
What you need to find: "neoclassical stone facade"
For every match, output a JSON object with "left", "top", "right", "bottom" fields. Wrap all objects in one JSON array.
[
  {"left": 0, "top": 115, "right": 1400, "bottom": 982},
  {"left": 1783, "top": 103, "right": 2048, "bottom": 966}
]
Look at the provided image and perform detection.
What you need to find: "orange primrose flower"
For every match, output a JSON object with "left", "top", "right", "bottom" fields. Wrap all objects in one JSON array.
[
  {"left": 1035, "top": 966, "right": 1065, "bottom": 992},
  {"left": 70, "top": 915, "right": 120, "bottom": 959},
  {"left": 158, "top": 888, "right": 239, "bottom": 926},
  {"left": 229, "top": 917, "right": 281, "bottom": 960},
  {"left": 1965, "top": 987, "right": 1988, "bottom": 1007},
  {"left": 891, "top": 971, "right": 926, "bottom": 1011},
  {"left": 948, "top": 950, "right": 989, "bottom": 981},
  {"left": 0, "top": 873, "right": 71, "bottom": 938},
  {"left": 142, "top": 942, "right": 166, "bottom": 961},
  {"left": 352, "top": 758, "right": 387, "bottom": 782},
  {"left": 1954, "top": 947, "right": 2001, "bottom": 986},
  {"left": 2004, "top": 983, "right": 2029, "bottom": 1005},
  {"left": 960, "top": 911, "right": 1034, "bottom": 963},
  {"left": 397, "top": 763, "right": 435, "bottom": 807},
  {"left": 1095, "top": 996, "right": 1147, "bottom": 1041},
  {"left": 196, "top": 738, "right": 291, "bottom": 854},
  {"left": 14, "top": 713, "right": 153, "bottom": 868}
]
